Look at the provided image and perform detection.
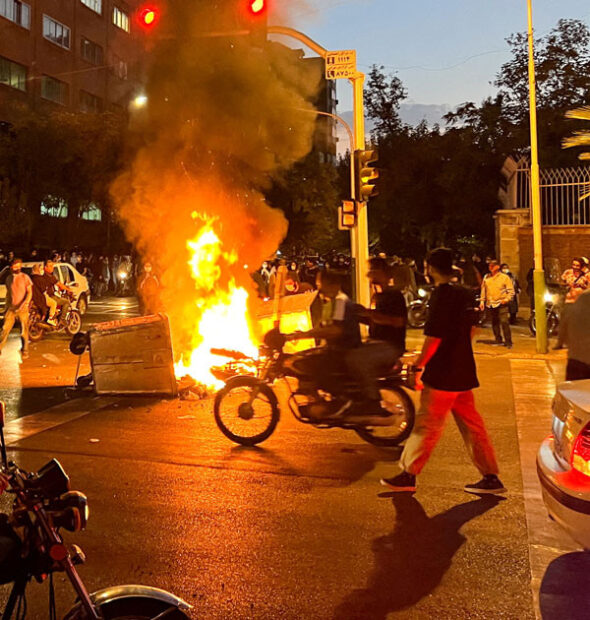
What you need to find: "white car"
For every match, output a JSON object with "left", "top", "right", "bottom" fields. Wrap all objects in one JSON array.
[
  {"left": 0, "top": 262, "right": 91, "bottom": 315},
  {"left": 537, "top": 379, "right": 590, "bottom": 549}
]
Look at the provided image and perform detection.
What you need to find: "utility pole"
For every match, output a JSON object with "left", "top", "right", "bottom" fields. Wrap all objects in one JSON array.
[{"left": 526, "top": 0, "right": 548, "bottom": 353}]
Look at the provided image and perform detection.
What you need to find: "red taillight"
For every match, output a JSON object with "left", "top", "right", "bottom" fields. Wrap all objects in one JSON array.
[
  {"left": 572, "top": 423, "right": 590, "bottom": 476},
  {"left": 249, "top": 0, "right": 266, "bottom": 15}
]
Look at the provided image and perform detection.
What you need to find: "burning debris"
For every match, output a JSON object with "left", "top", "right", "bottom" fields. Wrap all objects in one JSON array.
[{"left": 110, "top": 0, "right": 320, "bottom": 388}]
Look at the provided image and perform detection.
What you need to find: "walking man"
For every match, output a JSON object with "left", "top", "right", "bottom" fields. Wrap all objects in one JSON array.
[
  {"left": 480, "top": 259, "right": 514, "bottom": 348},
  {"left": 0, "top": 258, "right": 32, "bottom": 359},
  {"left": 380, "top": 248, "right": 505, "bottom": 494}
]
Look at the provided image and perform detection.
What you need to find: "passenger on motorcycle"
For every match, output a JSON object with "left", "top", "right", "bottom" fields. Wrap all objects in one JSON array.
[
  {"left": 30, "top": 264, "right": 49, "bottom": 321},
  {"left": 36, "top": 260, "right": 74, "bottom": 326},
  {"left": 348, "top": 257, "right": 407, "bottom": 415},
  {"left": 285, "top": 269, "right": 361, "bottom": 416}
]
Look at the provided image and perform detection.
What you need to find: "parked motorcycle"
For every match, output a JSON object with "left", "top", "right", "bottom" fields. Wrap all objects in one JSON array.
[
  {"left": 0, "top": 401, "right": 191, "bottom": 620},
  {"left": 528, "top": 284, "right": 565, "bottom": 337},
  {"left": 407, "top": 285, "right": 433, "bottom": 329},
  {"left": 213, "top": 329, "right": 416, "bottom": 448},
  {"left": 29, "top": 292, "right": 81, "bottom": 343}
]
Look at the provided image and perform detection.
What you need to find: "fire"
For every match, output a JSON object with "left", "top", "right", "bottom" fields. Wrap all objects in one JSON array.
[{"left": 174, "top": 216, "right": 259, "bottom": 389}]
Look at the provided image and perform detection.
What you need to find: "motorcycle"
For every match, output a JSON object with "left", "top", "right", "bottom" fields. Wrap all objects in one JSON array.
[
  {"left": 29, "top": 292, "right": 81, "bottom": 343},
  {"left": 213, "top": 329, "right": 416, "bottom": 448},
  {"left": 528, "top": 284, "right": 565, "bottom": 337},
  {"left": 407, "top": 285, "right": 433, "bottom": 329},
  {"left": 0, "top": 401, "right": 191, "bottom": 620}
]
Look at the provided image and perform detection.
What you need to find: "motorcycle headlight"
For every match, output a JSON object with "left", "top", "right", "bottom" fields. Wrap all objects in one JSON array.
[
  {"left": 48, "top": 491, "right": 89, "bottom": 531},
  {"left": 418, "top": 288, "right": 427, "bottom": 298},
  {"left": 118, "top": 270, "right": 127, "bottom": 280},
  {"left": 543, "top": 291, "right": 552, "bottom": 303}
]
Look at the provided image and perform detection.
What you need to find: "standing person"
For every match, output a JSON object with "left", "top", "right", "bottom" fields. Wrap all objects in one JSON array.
[
  {"left": 500, "top": 263, "right": 521, "bottom": 324},
  {"left": 380, "top": 248, "right": 505, "bottom": 494},
  {"left": 560, "top": 257, "right": 589, "bottom": 305},
  {"left": 137, "top": 262, "right": 160, "bottom": 315},
  {"left": 560, "top": 289, "right": 590, "bottom": 380},
  {"left": 0, "top": 258, "right": 32, "bottom": 359},
  {"left": 480, "top": 260, "right": 515, "bottom": 348}
]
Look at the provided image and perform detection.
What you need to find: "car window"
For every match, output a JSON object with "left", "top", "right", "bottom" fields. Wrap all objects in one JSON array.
[
  {"left": 62, "top": 265, "right": 75, "bottom": 284},
  {"left": 0, "top": 267, "right": 9, "bottom": 285}
]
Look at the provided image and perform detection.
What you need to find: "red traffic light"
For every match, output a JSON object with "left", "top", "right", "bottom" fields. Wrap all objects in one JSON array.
[
  {"left": 248, "top": 0, "right": 266, "bottom": 15},
  {"left": 138, "top": 6, "right": 160, "bottom": 29}
]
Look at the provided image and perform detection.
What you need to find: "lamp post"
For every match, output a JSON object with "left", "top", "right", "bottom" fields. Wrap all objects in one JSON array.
[{"left": 526, "top": 0, "right": 548, "bottom": 353}]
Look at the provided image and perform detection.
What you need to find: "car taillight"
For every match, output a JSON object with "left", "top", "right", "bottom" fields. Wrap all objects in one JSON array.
[{"left": 572, "top": 423, "right": 590, "bottom": 477}]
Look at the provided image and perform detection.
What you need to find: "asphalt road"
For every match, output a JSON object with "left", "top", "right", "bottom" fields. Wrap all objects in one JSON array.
[{"left": 0, "top": 298, "right": 581, "bottom": 618}]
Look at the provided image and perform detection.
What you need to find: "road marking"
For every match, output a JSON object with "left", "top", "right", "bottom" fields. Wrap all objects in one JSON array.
[
  {"left": 510, "top": 359, "right": 578, "bottom": 619},
  {"left": 4, "top": 398, "right": 116, "bottom": 445}
]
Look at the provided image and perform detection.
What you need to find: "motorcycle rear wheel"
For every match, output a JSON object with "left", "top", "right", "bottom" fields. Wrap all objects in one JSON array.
[
  {"left": 355, "top": 387, "right": 415, "bottom": 447},
  {"left": 28, "top": 311, "right": 44, "bottom": 342},
  {"left": 214, "top": 376, "right": 280, "bottom": 446},
  {"left": 66, "top": 310, "right": 82, "bottom": 335}
]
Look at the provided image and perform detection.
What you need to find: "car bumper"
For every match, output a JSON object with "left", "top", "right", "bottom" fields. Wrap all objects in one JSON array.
[{"left": 537, "top": 436, "right": 590, "bottom": 549}]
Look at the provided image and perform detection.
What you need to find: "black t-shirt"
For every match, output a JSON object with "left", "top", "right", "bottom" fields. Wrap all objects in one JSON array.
[
  {"left": 34, "top": 273, "right": 58, "bottom": 295},
  {"left": 370, "top": 287, "right": 406, "bottom": 351},
  {"left": 422, "top": 283, "right": 479, "bottom": 392}
]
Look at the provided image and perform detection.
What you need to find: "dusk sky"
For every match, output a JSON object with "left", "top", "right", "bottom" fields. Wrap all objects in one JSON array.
[{"left": 280, "top": 0, "right": 590, "bottom": 115}]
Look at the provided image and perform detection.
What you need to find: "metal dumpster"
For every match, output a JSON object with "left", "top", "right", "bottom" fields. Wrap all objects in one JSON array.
[{"left": 89, "top": 314, "right": 177, "bottom": 396}]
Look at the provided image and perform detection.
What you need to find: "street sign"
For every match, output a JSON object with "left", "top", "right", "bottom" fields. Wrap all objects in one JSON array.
[{"left": 325, "top": 50, "right": 356, "bottom": 80}]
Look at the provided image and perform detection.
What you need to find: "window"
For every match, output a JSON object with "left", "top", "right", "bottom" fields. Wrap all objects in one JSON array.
[
  {"left": 110, "top": 54, "right": 128, "bottom": 80},
  {"left": 80, "top": 37, "right": 103, "bottom": 65},
  {"left": 0, "top": 56, "right": 26, "bottom": 91},
  {"left": 80, "top": 90, "right": 102, "bottom": 113},
  {"left": 0, "top": 0, "right": 30, "bottom": 28},
  {"left": 112, "top": 6, "right": 129, "bottom": 32},
  {"left": 81, "top": 203, "right": 102, "bottom": 221},
  {"left": 41, "top": 76, "right": 69, "bottom": 105},
  {"left": 80, "top": 0, "right": 101, "bottom": 14},
  {"left": 41, "top": 197, "right": 68, "bottom": 217},
  {"left": 43, "top": 15, "right": 71, "bottom": 49}
]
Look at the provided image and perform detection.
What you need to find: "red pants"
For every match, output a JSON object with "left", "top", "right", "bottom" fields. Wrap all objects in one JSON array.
[{"left": 400, "top": 385, "right": 499, "bottom": 477}]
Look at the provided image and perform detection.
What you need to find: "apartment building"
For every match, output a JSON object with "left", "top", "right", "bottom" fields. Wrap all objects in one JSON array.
[{"left": 0, "top": 0, "right": 145, "bottom": 118}]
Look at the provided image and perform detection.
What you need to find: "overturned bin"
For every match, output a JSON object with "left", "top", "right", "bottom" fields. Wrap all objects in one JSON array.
[{"left": 89, "top": 314, "right": 177, "bottom": 396}]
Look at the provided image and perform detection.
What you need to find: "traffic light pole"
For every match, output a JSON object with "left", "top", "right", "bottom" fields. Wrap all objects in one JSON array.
[
  {"left": 268, "top": 26, "right": 370, "bottom": 306},
  {"left": 350, "top": 73, "right": 370, "bottom": 308},
  {"left": 526, "top": 0, "right": 548, "bottom": 353}
]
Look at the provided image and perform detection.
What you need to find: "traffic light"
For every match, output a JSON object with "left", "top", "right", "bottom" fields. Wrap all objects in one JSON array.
[
  {"left": 246, "top": 0, "right": 268, "bottom": 47},
  {"left": 338, "top": 200, "right": 356, "bottom": 230},
  {"left": 136, "top": 5, "right": 160, "bottom": 31},
  {"left": 354, "top": 149, "right": 379, "bottom": 202}
]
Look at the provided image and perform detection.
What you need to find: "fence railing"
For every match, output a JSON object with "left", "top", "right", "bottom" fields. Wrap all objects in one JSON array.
[{"left": 511, "top": 163, "right": 590, "bottom": 226}]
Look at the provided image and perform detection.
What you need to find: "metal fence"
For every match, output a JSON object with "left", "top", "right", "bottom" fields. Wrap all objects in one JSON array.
[{"left": 513, "top": 163, "right": 590, "bottom": 226}]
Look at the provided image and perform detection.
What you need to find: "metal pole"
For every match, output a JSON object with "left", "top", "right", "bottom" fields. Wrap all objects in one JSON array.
[
  {"left": 526, "top": 0, "right": 548, "bottom": 353},
  {"left": 351, "top": 73, "right": 370, "bottom": 307}
]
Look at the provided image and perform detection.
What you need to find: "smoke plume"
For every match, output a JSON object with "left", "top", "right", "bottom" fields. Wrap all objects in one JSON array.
[{"left": 111, "top": 0, "right": 320, "bottom": 358}]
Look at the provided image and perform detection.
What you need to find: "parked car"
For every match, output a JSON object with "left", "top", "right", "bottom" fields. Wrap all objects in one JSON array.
[
  {"left": 537, "top": 379, "right": 590, "bottom": 549},
  {"left": 0, "top": 262, "right": 90, "bottom": 316}
]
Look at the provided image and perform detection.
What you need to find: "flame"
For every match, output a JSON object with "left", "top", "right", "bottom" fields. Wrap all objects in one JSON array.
[{"left": 174, "top": 216, "right": 258, "bottom": 389}]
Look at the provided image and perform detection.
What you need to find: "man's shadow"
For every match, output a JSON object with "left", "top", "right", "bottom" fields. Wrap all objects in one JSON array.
[
  {"left": 540, "top": 551, "right": 590, "bottom": 619},
  {"left": 334, "top": 493, "right": 504, "bottom": 619}
]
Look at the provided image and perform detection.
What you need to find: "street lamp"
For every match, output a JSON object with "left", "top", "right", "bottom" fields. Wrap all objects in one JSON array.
[{"left": 526, "top": 0, "right": 548, "bottom": 353}]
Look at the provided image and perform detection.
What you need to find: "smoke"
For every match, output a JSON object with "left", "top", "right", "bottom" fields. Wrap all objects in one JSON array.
[{"left": 111, "top": 0, "right": 320, "bottom": 358}]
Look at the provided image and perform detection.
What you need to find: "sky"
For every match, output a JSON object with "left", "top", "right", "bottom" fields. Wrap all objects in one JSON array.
[{"left": 278, "top": 0, "right": 590, "bottom": 115}]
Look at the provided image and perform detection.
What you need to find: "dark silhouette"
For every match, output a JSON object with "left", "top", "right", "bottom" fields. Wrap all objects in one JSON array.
[
  {"left": 540, "top": 552, "right": 590, "bottom": 619},
  {"left": 334, "top": 494, "right": 504, "bottom": 619}
]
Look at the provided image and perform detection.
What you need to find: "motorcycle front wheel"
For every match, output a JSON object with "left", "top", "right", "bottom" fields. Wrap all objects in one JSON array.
[
  {"left": 355, "top": 387, "right": 415, "bottom": 448},
  {"left": 214, "top": 376, "right": 280, "bottom": 446},
  {"left": 407, "top": 304, "right": 427, "bottom": 329},
  {"left": 529, "top": 310, "right": 559, "bottom": 337},
  {"left": 92, "top": 597, "right": 190, "bottom": 620},
  {"left": 66, "top": 310, "right": 82, "bottom": 335}
]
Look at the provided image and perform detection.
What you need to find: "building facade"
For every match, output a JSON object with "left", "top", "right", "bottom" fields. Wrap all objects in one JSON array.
[{"left": 0, "top": 0, "right": 145, "bottom": 118}]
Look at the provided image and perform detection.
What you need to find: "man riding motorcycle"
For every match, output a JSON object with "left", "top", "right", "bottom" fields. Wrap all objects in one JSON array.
[
  {"left": 285, "top": 269, "right": 361, "bottom": 417},
  {"left": 348, "top": 257, "right": 407, "bottom": 415},
  {"left": 35, "top": 260, "right": 74, "bottom": 326}
]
